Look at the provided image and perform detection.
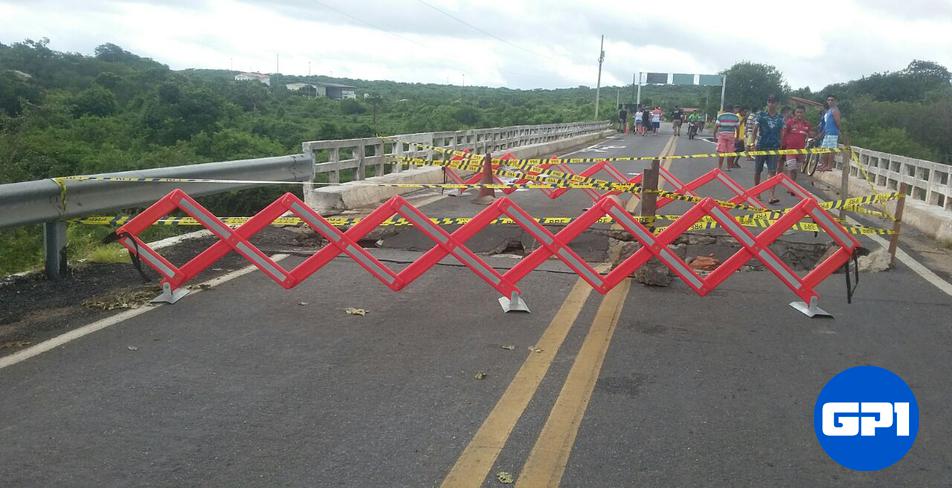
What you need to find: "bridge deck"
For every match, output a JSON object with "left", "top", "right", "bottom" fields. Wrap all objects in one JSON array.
[{"left": 2, "top": 128, "right": 950, "bottom": 487}]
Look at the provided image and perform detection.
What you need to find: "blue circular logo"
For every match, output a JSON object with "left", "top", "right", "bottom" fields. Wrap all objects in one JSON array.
[{"left": 814, "top": 366, "right": 919, "bottom": 471}]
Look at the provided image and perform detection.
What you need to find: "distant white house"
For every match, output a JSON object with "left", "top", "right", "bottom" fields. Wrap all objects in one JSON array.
[
  {"left": 285, "top": 81, "right": 356, "bottom": 100},
  {"left": 234, "top": 72, "right": 271, "bottom": 86}
]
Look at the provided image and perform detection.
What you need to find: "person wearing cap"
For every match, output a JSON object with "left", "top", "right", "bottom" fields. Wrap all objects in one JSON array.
[{"left": 750, "top": 95, "right": 785, "bottom": 204}]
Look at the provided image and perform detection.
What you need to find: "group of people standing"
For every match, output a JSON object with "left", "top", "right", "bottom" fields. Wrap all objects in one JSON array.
[
  {"left": 713, "top": 95, "right": 842, "bottom": 204},
  {"left": 620, "top": 105, "right": 705, "bottom": 136}
]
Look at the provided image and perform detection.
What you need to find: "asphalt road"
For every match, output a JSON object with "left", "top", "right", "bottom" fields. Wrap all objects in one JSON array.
[{"left": 1, "top": 126, "right": 951, "bottom": 487}]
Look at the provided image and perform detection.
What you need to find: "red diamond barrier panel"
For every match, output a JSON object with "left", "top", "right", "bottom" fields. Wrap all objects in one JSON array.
[
  {"left": 651, "top": 167, "right": 766, "bottom": 210},
  {"left": 116, "top": 189, "right": 525, "bottom": 306},
  {"left": 116, "top": 188, "right": 860, "bottom": 317},
  {"left": 740, "top": 172, "right": 815, "bottom": 204}
]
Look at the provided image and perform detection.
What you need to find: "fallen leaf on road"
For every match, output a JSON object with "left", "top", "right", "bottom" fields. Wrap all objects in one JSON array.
[
  {"left": 474, "top": 372, "right": 487, "bottom": 380},
  {"left": 345, "top": 308, "right": 367, "bottom": 316},
  {"left": 299, "top": 302, "right": 308, "bottom": 306},
  {"left": 528, "top": 346, "right": 543, "bottom": 353},
  {"left": 127, "top": 345, "right": 139, "bottom": 351},
  {"left": 496, "top": 471, "right": 514, "bottom": 484},
  {"left": 500, "top": 344, "right": 515, "bottom": 350}
]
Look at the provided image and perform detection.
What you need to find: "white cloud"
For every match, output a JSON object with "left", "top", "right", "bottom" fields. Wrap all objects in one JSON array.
[{"left": 1, "top": 0, "right": 950, "bottom": 90}]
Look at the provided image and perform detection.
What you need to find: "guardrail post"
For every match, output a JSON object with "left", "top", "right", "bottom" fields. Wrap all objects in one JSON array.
[
  {"left": 356, "top": 143, "right": 366, "bottom": 180},
  {"left": 888, "top": 183, "right": 909, "bottom": 267},
  {"left": 374, "top": 141, "right": 384, "bottom": 176},
  {"left": 44, "top": 220, "right": 68, "bottom": 280},
  {"left": 394, "top": 139, "right": 404, "bottom": 173},
  {"left": 303, "top": 145, "right": 316, "bottom": 197},
  {"left": 330, "top": 147, "right": 341, "bottom": 184}
]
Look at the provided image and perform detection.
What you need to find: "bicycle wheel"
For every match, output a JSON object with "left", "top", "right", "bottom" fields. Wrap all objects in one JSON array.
[{"left": 806, "top": 153, "right": 819, "bottom": 176}]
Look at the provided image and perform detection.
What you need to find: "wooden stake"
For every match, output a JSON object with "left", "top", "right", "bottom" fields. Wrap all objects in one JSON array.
[{"left": 888, "top": 183, "right": 908, "bottom": 267}]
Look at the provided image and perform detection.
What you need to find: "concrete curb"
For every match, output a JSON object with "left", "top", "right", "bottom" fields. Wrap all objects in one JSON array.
[
  {"left": 305, "top": 130, "right": 615, "bottom": 214},
  {"left": 812, "top": 169, "right": 952, "bottom": 245}
]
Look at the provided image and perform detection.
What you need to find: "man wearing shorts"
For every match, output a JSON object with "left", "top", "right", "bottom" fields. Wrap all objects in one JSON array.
[
  {"left": 818, "top": 95, "right": 841, "bottom": 171},
  {"left": 641, "top": 107, "right": 652, "bottom": 137},
  {"left": 750, "top": 95, "right": 785, "bottom": 204},
  {"left": 634, "top": 108, "right": 644, "bottom": 135},
  {"left": 713, "top": 109, "right": 740, "bottom": 171},
  {"left": 671, "top": 106, "right": 683, "bottom": 136},
  {"left": 781, "top": 105, "right": 811, "bottom": 188}
]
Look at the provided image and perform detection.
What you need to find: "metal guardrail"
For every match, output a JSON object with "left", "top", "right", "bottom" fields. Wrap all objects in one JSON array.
[
  {"left": 0, "top": 155, "right": 313, "bottom": 229},
  {"left": 1, "top": 121, "right": 610, "bottom": 279},
  {"left": 836, "top": 146, "right": 951, "bottom": 211},
  {"left": 0, "top": 154, "right": 312, "bottom": 279}
]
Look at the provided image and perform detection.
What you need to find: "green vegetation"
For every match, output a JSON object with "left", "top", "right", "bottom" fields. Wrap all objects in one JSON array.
[{"left": 1, "top": 39, "right": 950, "bottom": 275}]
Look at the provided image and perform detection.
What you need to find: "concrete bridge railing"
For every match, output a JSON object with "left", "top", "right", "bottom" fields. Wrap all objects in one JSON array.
[
  {"left": 817, "top": 146, "right": 952, "bottom": 244},
  {"left": 301, "top": 121, "right": 611, "bottom": 184},
  {"left": 845, "top": 146, "right": 951, "bottom": 211},
  {"left": 301, "top": 121, "right": 612, "bottom": 213}
]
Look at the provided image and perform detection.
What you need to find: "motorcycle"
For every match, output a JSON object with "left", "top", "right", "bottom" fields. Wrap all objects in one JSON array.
[{"left": 687, "top": 121, "right": 699, "bottom": 140}]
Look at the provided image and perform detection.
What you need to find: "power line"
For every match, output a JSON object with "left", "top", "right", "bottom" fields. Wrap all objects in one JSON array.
[
  {"left": 414, "top": 0, "right": 542, "bottom": 58},
  {"left": 312, "top": 0, "right": 429, "bottom": 48}
]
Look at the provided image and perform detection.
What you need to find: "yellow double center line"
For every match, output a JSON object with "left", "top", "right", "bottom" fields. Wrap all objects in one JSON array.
[
  {"left": 440, "top": 136, "right": 677, "bottom": 487},
  {"left": 517, "top": 136, "right": 678, "bottom": 487}
]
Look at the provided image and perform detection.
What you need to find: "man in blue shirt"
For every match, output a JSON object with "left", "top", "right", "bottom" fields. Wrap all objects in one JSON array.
[
  {"left": 750, "top": 94, "right": 785, "bottom": 204},
  {"left": 817, "top": 95, "right": 842, "bottom": 171}
]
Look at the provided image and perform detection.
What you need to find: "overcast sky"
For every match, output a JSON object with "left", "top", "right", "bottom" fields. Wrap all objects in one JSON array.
[{"left": 2, "top": 0, "right": 951, "bottom": 91}]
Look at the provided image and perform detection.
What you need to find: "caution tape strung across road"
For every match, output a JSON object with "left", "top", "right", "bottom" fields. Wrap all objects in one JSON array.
[
  {"left": 406, "top": 141, "right": 846, "bottom": 164},
  {"left": 72, "top": 213, "right": 893, "bottom": 235},
  {"left": 56, "top": 171, "right": 902, "bottom": 218}
]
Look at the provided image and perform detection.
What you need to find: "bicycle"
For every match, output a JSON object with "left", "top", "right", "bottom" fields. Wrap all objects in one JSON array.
[{"left": 800, "top": 137, "right": 821, "bottom": 176}]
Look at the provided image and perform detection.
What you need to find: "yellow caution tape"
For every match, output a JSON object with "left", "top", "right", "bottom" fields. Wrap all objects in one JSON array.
[
  {"left": 406, "top": 141, "right": 846, "bottom": 164},
  {"left": 72, "top": 214, "right": 892, "bottom": 235}
]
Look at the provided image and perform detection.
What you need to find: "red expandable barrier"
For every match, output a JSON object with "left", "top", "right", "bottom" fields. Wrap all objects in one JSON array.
[{"left": 116, "top": 187, "right": 860, "bottom": 316}]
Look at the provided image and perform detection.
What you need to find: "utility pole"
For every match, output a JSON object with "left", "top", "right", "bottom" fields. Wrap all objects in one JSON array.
[
  {"left": 594, "top": 35, "right": 604, "bottom": 120},
  {"left": 631, "top": 72, "right": 636, "bottom": 105},
  {"left": 615, "top": 88, "right": 620, "bottom": 110},
  {"left": 720, "top": 75, "right": 727, "bottom": 112},
  {"left": 635, "top": 72, "right": 642, "bottom": 107},
  {"left": 276, "top": 53, "right": 280, "bottom": 74}
]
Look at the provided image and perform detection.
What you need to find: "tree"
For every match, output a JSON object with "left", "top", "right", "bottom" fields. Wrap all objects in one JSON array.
[
  {"left": 0, "top": 70, "right": 42, "bottom": 116},
  {"left": 721, "top": 62, "right": 789, "bottom": 111},
  {"left": 70, "top": 86, "right": 117, "bottom": 117}
]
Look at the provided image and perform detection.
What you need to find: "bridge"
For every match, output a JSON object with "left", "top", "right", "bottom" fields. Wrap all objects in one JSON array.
[{"left": 1, "top": 121, "right": 951, "bottom": 486}]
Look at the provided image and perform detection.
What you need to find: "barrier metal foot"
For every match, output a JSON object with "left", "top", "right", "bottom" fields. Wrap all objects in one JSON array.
[
  {"left": 447, "top": 189, "right": 468, "bottom": 197},
  {"left": 790, "top": 297, "right": 832, "bottom": 318},
  {"left": 499, "top": 293, "right": 531, "bottom": 313},
  {"left": 152, "top": 282, "right": 189, "bottom": 304}
]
